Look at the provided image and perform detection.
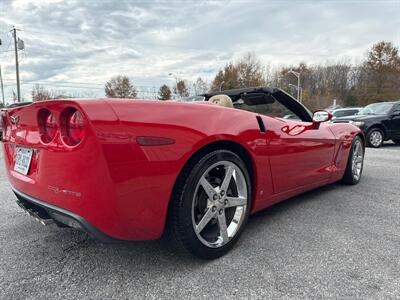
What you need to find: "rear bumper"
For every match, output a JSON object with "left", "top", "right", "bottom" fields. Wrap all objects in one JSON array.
[{"left": 13, "top": 188, "right": 116, "bottom": 243}]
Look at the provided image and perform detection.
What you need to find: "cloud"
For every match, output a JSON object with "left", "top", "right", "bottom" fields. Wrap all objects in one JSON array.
[{"left": 0, "top": 0, "right": 399, "bottom": 102}]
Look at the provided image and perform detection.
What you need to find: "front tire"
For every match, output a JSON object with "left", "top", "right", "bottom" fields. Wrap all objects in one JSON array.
[
  {"left": 367, "top": 128, "right": 384, "bottom": 148},
  {"left": 342, "top": 136, "right": 364, "bottom": 185},
  {"left": 170, "top": 149, "right": 251, "bottom": 259}
]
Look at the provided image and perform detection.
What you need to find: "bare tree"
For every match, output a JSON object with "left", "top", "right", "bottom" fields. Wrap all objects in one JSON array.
[
  {"left": 211, "top": 53, "right": 266, "bottom": 91},
  {"left": 158, "top": 84, "right": 172, "bottom": 100},
  {"left": 193, "top": 77, "right": 209, "bottom": 95},
  {"left": 176, "top": 80, "right": 189, "bottom": 97},
  {"left": 105, "top": 75, "right": 137, "bottom": 98},
  {"left": 236, "top": 53, "right": 266, "bottom": 88},
  {"left": 211, "top": 63, "right": 240, "bottom": 91},
  {"left": 31, "top": 85, "right": 55, "bottom": 102}
]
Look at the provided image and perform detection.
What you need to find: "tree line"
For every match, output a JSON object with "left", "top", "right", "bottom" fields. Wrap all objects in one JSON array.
[
  {"left": 207, "top": 41, "right": 400, "bottom": 110},
  {"left": 31, "top": 41, "right": 400, "bottom": 110}
]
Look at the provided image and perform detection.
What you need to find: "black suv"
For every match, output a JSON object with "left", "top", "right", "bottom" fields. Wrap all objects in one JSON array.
[{"left": 333, "top": 101, "right": 400, "bottom": 147}]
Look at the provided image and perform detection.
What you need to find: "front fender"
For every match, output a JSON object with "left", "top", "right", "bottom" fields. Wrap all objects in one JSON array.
[{"left": 327, "top": 123, "right": 363, "bottom": 182}]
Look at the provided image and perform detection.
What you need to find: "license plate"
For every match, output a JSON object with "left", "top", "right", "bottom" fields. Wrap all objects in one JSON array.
[{"left": 14, "top": 147, "right": 33, "bottom": 175}]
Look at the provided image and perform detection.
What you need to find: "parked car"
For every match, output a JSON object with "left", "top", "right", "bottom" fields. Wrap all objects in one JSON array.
[
  {"left": 331, "top": 107, "right": 362, "bottom": 120},
  {"left": 282, "top": 113, "right": 301, "bottom": 120},
  {"left": 333, "top": 101, "right": 400, "bottom": 147},
  {"left": 325, "top": 104, "right": 342, "bottom": 112},
  {"left": 2, "top": 87, "right": 365, "bottom": 259}
]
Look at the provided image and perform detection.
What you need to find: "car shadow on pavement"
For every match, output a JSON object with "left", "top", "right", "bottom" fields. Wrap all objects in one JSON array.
[
  {"left": 249, "top": 183, "right": 340, "bottom": 221},
  {"left": 29, "top": 181, "right": 347, "bottom": 269}
]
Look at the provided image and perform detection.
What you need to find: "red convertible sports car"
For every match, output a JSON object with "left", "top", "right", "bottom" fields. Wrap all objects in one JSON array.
[{"left": 1, "top": 87, "right": 365, "bottom": 259}]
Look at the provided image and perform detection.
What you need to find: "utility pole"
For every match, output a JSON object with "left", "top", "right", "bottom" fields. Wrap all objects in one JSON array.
[
  {"left": 12, "top": 26, "right": 21, "bottom": 102},
  {"left": 0, "top": 65, "right": 5, "bottom": 105}
]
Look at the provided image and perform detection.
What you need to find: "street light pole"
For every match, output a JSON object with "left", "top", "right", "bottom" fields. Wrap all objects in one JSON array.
[
  {"left": 288, "top": 83, "right": 302, "bottom": 103},
  {"left": 297, "top": 75, "right": 301, "bottom": 102},
  {"left": 288, "top": 70, "right": 301, "bottom": 103}
]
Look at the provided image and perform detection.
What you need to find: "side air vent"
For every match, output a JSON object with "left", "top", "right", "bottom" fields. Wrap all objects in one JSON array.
[{"left": 256, "top": 116, "right": 266, "bottom": 133}]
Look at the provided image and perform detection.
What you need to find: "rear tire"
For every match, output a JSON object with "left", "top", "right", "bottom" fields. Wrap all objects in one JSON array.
[
  {"left": 170, "top": 149, "right": 251, "bottom": 259},
  {"left": 341, "top": 136, "right": 364, "bottom": 185},
  {"left": 367, "top": 128, "right": 384, "bottom": 148}
]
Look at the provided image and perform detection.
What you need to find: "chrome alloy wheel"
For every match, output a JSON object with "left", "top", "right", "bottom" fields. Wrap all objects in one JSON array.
[
  {"left": 351, "top": 139, "right": 364, "bottom": 180},
  {"left": 192, "top": 161, "right": 248, "bottom": 248},
  {"left": 369, "top": 131, "right": 383, "bottom": 147}
]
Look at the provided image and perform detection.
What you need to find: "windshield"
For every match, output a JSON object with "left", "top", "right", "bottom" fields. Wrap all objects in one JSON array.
[{"left": 358, "top": 103, "right": 393, "bottom": 115}]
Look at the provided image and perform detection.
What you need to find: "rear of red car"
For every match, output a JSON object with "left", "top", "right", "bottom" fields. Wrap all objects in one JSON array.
[
  {"left": 1, "top": 98, "right": 267, "bottom": 244},
  {"left": 2, "top": 101, "right": 113, "bottom": 240},
  {"left": 1, "top": 100, "right": 172, "bottom": 241}
]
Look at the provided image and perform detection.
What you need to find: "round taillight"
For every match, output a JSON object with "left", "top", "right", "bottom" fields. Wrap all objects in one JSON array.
[
  {"left": 45, "top": 113, "right": 57, "bottom": 139},
  {"left": 61, "top": 108, "right": 85, "bottom": 146},
  {"left": 38, "top": 109, "right": 58, "bottom": 143}
]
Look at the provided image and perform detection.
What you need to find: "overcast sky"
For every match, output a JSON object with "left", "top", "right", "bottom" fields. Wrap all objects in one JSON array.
[{"left": 0, "top": 0, "right": 399, "bottom": 102}]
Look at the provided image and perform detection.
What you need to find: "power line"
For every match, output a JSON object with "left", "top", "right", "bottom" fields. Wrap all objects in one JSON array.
[
  {"left": 2, "top": 78, "right": 104, "bottom": 85},
  {"left": 1, "top": 82, "right": 160, "bottom": 94},
  {"left": 2, "top": 79, "right": 165, "bottom": 90}
]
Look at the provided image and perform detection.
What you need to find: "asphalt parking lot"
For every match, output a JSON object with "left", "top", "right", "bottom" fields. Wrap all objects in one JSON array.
[{"left": 1, "top": 144, "right": 400, "bottom": 299}]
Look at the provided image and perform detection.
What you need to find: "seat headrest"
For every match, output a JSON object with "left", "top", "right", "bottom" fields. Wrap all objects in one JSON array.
[{"left": 209, "top": 94, "right": 234, "bottom": 108}]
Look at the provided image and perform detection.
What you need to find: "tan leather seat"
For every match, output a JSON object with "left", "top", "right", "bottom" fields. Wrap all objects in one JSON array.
[{"left": 209, "top": 94, "right": 233, "bottom": 108}]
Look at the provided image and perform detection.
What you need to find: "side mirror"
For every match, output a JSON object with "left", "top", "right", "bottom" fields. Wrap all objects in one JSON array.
[{"left": 312, "top": 110, "right": 332, "bottom": 125}]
